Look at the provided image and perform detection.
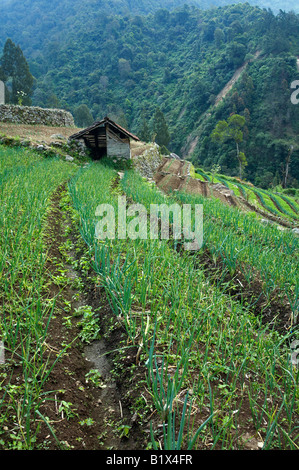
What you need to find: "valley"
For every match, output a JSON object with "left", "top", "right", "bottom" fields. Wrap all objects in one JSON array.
[
  {"left": 0, "top": 2, "right": 299, "bottom": 188},
  {"left": 0, "top": 0, "right": 298, "bottom": 454}
]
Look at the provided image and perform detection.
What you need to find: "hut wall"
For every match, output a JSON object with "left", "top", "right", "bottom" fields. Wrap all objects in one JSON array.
[{"left": 107, "top": 133, "right": 131, "bottom": 159}]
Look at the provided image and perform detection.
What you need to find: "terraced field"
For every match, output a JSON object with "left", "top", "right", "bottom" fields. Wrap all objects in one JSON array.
[
  {"left": 194, "top": 168, "right": 299, "bottom": 226},
  {"left": 0, "top": 146, "right": 298, "bottom": 451},
  {"left": 69, "top": 160, "right": 299, "bottom": 449}
]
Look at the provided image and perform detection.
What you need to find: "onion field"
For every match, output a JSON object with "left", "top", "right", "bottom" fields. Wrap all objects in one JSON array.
[
  {"left": 69, "top": 160, "right": 299, "bottom": 450},
  {"left": 0, "top": 145, "right": 76, "bottom": 449},
  {"left": 194, "top": 168, "right": 299, "bottom": 224},
  {"left": 0, "top": 148, "right": 298, "bottom": 450}
]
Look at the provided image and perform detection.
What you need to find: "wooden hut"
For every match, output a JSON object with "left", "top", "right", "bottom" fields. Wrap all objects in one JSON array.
[{"left": 69, "top": 116, "right": 140, "bottom": 159}]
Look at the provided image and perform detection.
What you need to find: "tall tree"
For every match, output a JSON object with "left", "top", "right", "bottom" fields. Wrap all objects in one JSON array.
[
  {"left": 73, "top": 104, "right": 94, "bottom": 128},
  {"left": 0, "top": 39, "right": 34, "bottom": 105},
  {"left": 153, "top": 107, "right": 170, "bottom": 149},
  {"left": 211, "top": 114, "right": 247, "bottom": 179},
  {"left": 138, "top": 110, "right": 151, "bottom": 142},
  {"left": 282, "top": 144, "right": 294, "bottom": 188}
]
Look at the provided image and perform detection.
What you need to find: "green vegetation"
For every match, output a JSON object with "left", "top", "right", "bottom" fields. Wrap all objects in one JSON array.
[
  {"left": 153, "top": 107, "right": 170, "bottom": 151},
  {"left": 211, "top": 114, "right": 247, "bottom": 179},
  {"left": 197, "top": 51, "right": 299, "bottom": 187},
  {"left": 73, "top": 104, "right": 94, "bottom": 128},
  {"left": 0, "top": 142, "right": 298, "bottom": 450},
  {"left": 194, "top": 166, "right": 299, "bottom": 223},
  {"left": 0, "top": 145, "right": 76, "bottom": 449},
  {"left": 0, "top": 0, "right": 299, "bottom": 448},
  {"left": 0, "top": 2, "right": 298, "bottom": 187},
  {"left": 68, "top": 160, "right": 298, "bottom": 449},
  {"left": 0, "top": 39, "right": 34, "bottom": 105}
]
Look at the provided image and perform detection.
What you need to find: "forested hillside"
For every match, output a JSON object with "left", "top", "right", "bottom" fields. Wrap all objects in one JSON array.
[
  {"left": 0, "top": 2, "right": 299, "bottom": 452},
  {"left": 0, "top": 0, "right": 298, "bottom": 15},
  {"left": 191, "top": 54, "right": 299, "bottom": 187},
  {"left": 0, "top": 1, "right": 299, "bottom": 187}
]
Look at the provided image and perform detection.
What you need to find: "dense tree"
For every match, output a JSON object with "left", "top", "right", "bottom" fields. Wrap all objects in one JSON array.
[
  {"left": 47, "top": 93, "right": 61, "bottom": 109},
  {"left": 0, "top": 64, "right": 5, "bottom": 82},
  {"left": 138, "top": 115, "right": 151, "bottom": 142},
  {"left": 153, "top": 107, "right": 170, "bottom": 149},
  {"left": 118, "top": 58, "right": 132, "bottom": 79},
  {"left": 0, "top": 2, "right": 298, "bottom": 186},
  {"left": 211, "top": 114, "right": 248, "bottom": 179},
  {"left": 73, "top": 104, "right": 94, "bottom": 128},
  {"left": 0, "top": 39, "right": 34, "bottom": 105},
  {"left": 214, "top": 28, "right": 225, "bottom": 47},
  {"left": 227, "top": 42, "right": 247, "bottom": 67}
]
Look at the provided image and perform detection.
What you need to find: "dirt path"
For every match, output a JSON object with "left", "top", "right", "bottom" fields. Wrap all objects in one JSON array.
[
  {"left": 37, "top": 183, "right": 147, "bottom": 450},
  {"left": 215, "top": 51, "right": 261, "bottom": 107},
  {"left": 214, "top": 63, "right": 248, "bottom": 107},
  {"left": 184, "top": 51, "right": 261, "bottom": 157}
]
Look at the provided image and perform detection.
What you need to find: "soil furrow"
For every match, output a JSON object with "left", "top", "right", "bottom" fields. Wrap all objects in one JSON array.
[{"left": 37, "top": 183, "right": 147, "bottom": 450}]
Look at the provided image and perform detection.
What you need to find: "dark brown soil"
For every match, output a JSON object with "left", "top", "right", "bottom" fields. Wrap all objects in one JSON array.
[
  {"left": 33, "top": 184, "right": 150, "bottom": 450},
  {"left": 188, "top": 248, "right": 294, "bottom": 334},
  {"left": 2, "top": 176, "right": 293, "bottom": 452}
]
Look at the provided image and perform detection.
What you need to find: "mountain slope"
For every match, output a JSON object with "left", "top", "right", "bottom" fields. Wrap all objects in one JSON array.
[
  {"left": 0, "top": 0, "right": 298, "bottom": 17},
  {"left": 0, "top": 2, "right": 298, "bottom": 187},
  {"left": 190, "top": 52, "right": 299, "bottom": 187},
  {"left": 0, "top": 0, "right": 298, "bottom": 58}
]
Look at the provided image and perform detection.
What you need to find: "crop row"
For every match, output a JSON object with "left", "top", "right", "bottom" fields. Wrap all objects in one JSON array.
[
  {"left": 0, "top": 146, "right": 75, "bottom": 449},
  {"left": 194, "top": 168, "right": 299, "bottom": 222},
  {"left": 68, "top": 162, "right": 299, "bottom": 450},
  {"left": 123, "top": 170, "right": 299, "bottom": 319}
]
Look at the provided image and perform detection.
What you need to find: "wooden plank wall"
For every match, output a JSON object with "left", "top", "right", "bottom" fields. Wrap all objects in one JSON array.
[{"left": 107, "top": 132, "right": 131, "bottom": 159}]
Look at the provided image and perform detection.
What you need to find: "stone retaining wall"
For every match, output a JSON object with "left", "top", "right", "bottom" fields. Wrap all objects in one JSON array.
[
  {"left": 0, "top": 104, "right": 74, "bottom": 127},
  {"left": 133, "top": 143, "right": 163, "bottom": 178}
]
